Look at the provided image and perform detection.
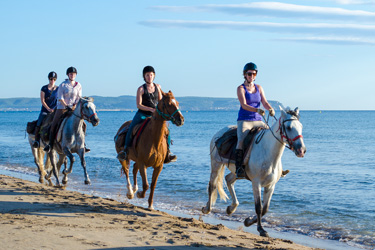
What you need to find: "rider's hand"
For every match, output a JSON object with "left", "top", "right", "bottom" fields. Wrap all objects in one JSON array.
[
  {"left": 269, "top": 107, "right": 275, "bottom": 117},
  {"left": 256, "top": 108, "right": 265, "bottom": 116}
]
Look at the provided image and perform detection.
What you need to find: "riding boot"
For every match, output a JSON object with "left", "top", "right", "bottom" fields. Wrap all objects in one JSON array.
[
  {"left": 164, "top": 147, "right": 177, "bottom": 164},
  {"left": 44, "top": 129, "right": 56, "bottom": 153},
  {"left": 33, "top": 126, "right": 41, "bottom": 148},
  {"left": 117, "top": 146, "right": 128, "bottom": 162},
  {"left": 235, "top": 149, "right": 246, "bottom": 179}
]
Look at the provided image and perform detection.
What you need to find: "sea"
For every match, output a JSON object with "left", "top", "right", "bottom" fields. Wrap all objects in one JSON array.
[{"left": 0, "top": 110, "right": 374, "bottom": 250}]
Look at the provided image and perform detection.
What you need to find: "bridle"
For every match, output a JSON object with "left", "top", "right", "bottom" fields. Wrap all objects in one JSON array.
[
  {"left": 276, "top": 117, "right": 303, "bottom": 150},
  {"left": 156, "top": 97, "right": 180, "bottom": 125},
  {"left": 259, "top": 113, "right": 303, "bottom": 150},
  {"left": 72, "top": 99, "right": 97, "bottom": 123}
]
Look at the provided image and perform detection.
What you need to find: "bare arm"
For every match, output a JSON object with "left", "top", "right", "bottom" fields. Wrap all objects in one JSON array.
[
  {"left": 40, "top": 91, "right": 53, "bottom": 112},
  {"left": 258, "top": 84, "right": 272, "bottom": 110},
  {"left": 136, "top": 86, "right": 155, "bottom": 113},
  {"left": 155, "top": 84, "right": 163, "bottom": 101}
]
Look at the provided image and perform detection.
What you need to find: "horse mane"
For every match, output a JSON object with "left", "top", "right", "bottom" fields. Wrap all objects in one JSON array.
[
  {"left": 285, "top": 107, "right": 300, "bottom": 119},
  {"left": 81, "top": 96, "right": 94, "bottom": 102}
]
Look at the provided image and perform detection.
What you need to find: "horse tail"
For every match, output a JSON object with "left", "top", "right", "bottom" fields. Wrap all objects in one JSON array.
[{"left": 216, "top": 163, "right": 229, "bottom": 202}]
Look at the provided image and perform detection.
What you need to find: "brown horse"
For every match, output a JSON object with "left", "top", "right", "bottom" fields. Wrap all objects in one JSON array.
[{"left": 115, "top": 91, "right": 184, "bottom": 209}]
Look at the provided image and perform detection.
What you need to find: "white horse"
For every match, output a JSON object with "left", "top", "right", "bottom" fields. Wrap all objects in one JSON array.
[
  {"left": 47, "top": 97, "right": 100, "bottom": 186},
  {"left": 202, "top": 107, "right": 306, "bottom": 237}
]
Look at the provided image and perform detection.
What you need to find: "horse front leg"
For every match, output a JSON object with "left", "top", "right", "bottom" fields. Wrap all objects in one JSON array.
[
  {"left": 48, "top": 150, "right": 61, "bottom": 187},
  {"left": 148, "top": 165, "right": 163, "bottom": 210},
  {"left": 136, "top": 164, "right": 149, "bottom": 199},
  {"left": 77, "top": 148, "right": 90, "bottom": 185},
  {"left": 132, "top": 163, "right": 139, "bottom": 193},
  {"left": 32, "top": 146, "right": 46, "bottom": 184},
  {"left": 244, "top": 183, "right": 269, "bottom": 237},
  {"left": 225, "top": 172, "right": 239, "bottom": 215},
  {"left": 120, "top": 160, "right": 134, "bottom": 199}
]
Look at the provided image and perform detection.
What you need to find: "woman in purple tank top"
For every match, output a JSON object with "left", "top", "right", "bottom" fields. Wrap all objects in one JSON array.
[{"left": 235, "top": 62, "right": 275, "bottom": 178}]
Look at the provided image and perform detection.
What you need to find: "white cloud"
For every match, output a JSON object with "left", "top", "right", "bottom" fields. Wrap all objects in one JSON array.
[
  {"left": 151, "top": 2, "right": 375, "bottom": 21},
  {"left": 140, "top": 20, "right": 375, "bottom": 37},
  {"left": 276, "top": 36, "right": 375, "bottom": 45},
  {"left": 331, "top": 0, "right": 375, "bottom": 5}
]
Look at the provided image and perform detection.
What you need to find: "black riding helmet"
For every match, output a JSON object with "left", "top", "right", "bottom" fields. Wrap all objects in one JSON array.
[
  {"left": 48, "top": 71, "right": 57, "bottom": 79},
  {"left": 143, "top": 66, "right": 155, "bottom": 80},
  {"left": 66, "top": 66, "right": 77, "bottom": 75},
  {"left": 243, "top": 62, "right": 258, "bottom": 74}
]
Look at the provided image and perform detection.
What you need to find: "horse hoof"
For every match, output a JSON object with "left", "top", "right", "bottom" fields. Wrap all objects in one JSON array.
[
  {"left": 202, "top": 207, "right": 210, "bottom": 214},
  {"left": 136, "top": 191, "right": 145, "bottom": 199},
  {"left": 244, "top": 217, "right": 255, "bottom": 227},
  {"left": 226, "top": 206, "right": 235, "bottom": 215},
  {"left": 62, "top": 180, "right": 68, "bottom": 185},
  {"left": 39, "top": 178, "right": 44, "bottom": 184},
  {"left": 84, "top": 180, "right": 91, "bottom": 185},
  {"left": 260, "top": 230, "right": 269, "bottom": 237},
  {"left": 127, "top": 193, "right": 134, "bottom": 199}
]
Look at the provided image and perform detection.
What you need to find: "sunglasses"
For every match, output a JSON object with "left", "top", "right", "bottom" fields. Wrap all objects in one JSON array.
[
  {"left": 49, "top": 78, "right": 56, "bottom": 81},
  {"left": 246, "top": 72, "right": 257, "bottom": 76}
]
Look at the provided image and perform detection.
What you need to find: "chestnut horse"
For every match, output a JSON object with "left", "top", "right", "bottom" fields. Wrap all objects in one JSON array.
[{"left": 114, "top": 91, "right": 184, "bottom": 209}]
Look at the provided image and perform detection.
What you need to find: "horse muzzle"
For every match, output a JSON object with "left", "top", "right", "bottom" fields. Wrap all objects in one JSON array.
[
  {"left": 173, "top": 115, "right": 184, "bottom": 127},
  {"left": 293, "top": 143, "right": 306, "bottom": 158},
  {"left": 91, "top": 117, "right": 100, "bottom": 127}
]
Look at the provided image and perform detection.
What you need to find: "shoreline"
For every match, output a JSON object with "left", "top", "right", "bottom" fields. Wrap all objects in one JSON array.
[{"left": 0, "top": 174, "right": 321, "bottom": 250}]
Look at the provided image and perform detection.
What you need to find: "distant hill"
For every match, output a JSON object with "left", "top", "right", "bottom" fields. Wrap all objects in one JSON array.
[{"left": 0, "top": 96, "right": 282, "bottom": 112}]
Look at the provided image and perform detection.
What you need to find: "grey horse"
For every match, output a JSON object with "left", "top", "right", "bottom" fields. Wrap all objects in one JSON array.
[{"left": 46, "top": 97, "right": 100, "bottom": 186}]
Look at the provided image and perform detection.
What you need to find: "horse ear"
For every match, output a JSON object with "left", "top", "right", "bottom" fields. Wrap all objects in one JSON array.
[{"left": 294, "top": 107, "right": 299, "bottom": 116}]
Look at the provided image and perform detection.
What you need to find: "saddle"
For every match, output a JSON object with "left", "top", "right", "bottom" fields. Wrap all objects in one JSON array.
[
  {"left": 114, "top": 118, "right": 151, "bottom": 150},
  {"left": 39, "top": 110, "right": 74, "bottom": 143},
  {"left": 215, "top": 126, "right": 264, "bottom": 163}
]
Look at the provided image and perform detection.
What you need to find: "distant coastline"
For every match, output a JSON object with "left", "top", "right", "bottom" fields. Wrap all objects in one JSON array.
[{"left": 0, "top": 96, "right": 282, "bottom": 112}]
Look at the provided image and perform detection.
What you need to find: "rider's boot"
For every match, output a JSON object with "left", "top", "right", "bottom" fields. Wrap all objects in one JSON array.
[
  {"left": 235, "top": 149, "right": 246, "bottom": 179},
  {"left": 117, "top": 146, "right": 128, "bottom": 162},
  {"left": 281, "top": 169, "right": 290, "bottom": 177},
  {"left": 33, "top": 126, "right": 41, "bottom": 148},
  {"left": 164, "top": 148, "right": 177, "bottom": 164},
  {"left": 44, "top": 129, "right": 56, "bottom": 153}
]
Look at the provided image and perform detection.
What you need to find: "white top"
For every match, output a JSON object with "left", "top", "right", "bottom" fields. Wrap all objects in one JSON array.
[{"left": 56, "top": 79, "right": 82, "bottom": 109}]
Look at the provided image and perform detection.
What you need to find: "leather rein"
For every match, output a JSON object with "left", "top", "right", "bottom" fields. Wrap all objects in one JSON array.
[{"left": 156, "top": 98, "right": 180, "bottom": 124}]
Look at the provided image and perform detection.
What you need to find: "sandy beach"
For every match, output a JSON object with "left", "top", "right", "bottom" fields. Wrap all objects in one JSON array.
[{"left": 0, "top": 174, "right": 321, "bottom": 250}]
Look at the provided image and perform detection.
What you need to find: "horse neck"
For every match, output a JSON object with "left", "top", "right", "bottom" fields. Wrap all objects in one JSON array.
[
  {"left": 260, "top": 119, "right": 286, "bottom": 160},
  {"left": 149, "top": 113, "right": 167, "bottom": 145},
  {"left": 68, "top": 101, "right": 83, "bottom": 129}
]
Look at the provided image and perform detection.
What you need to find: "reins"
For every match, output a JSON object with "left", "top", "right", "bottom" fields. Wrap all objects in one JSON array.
[{"left": 71, "top": 100, "right": 97, "bottom": 123}]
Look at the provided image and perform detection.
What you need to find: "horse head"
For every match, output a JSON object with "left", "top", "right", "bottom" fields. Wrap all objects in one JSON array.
[
  {"left": 80, "top": 97, "right": 100, "bottom": 126},
  {"left": 279, "top": 106, "right": 306, "bottom": 158},
  {"left": 156, "top": 91, "right": 184, "bottom": 126}
]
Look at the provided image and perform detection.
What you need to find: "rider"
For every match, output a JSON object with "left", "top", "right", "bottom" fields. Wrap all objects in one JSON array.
[
  {"left": 32, "top": 71, "right": 59, "bottom": 148},
  {"left": 235, "top": 62, "right": 275, "bottom": 179},
  {"left": 43, "top": 66, "right": 88, "bottom": 153},
  {"left": 117, "top": 65, "right": 176, "bottom": 163}
]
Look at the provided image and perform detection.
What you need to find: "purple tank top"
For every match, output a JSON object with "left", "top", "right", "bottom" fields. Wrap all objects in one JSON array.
[{"left": 237, "top": 84, "right": 262, "bottom": 121}]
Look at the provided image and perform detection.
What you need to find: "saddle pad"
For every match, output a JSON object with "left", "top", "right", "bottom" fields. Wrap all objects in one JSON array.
[
  {"left": 215, "top": 126, "right": 263, "bottom": 162},
  {"left": 114, "top": 118, "right": 151, "bottom": 150}
]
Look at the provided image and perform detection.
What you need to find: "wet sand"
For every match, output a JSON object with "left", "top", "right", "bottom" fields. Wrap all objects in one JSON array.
[{"left": 0, "top": 174, "right": 320, "bottom": 250}]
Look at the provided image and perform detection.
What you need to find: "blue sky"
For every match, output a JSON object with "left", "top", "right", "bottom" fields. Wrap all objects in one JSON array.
[{"left": 1, "top": 0, "right": 374, "bottom": 110}]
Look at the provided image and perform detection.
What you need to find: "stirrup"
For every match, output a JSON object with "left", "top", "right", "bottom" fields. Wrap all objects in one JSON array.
[
  {"left": 236, "top": 166, "right": 246, "bottom": 179},
  {"left": 32, "top": 141, "right": 40, "bottom": 149},
  {"left": 117, "top": 150, "right": 128, "bottom": 162}
]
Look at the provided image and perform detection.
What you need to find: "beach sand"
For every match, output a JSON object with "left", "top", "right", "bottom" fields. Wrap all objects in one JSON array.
[{"left": 0, "top": 174, "right": 319, "bottom": 250}]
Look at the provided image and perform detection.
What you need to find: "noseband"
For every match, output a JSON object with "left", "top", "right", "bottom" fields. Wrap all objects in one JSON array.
[{"left": 156, "top": 98, "right": 180, "bottom": 124}]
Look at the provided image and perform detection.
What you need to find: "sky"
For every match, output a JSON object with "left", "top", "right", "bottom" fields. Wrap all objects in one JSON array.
[{"left": 0, "top": 0, "right": 374, "bottom": 110}]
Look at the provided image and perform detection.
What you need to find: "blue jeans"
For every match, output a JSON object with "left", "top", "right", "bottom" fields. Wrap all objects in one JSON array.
[{"left": 36, "top": 112, "right": 48, "bottom": 126}]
